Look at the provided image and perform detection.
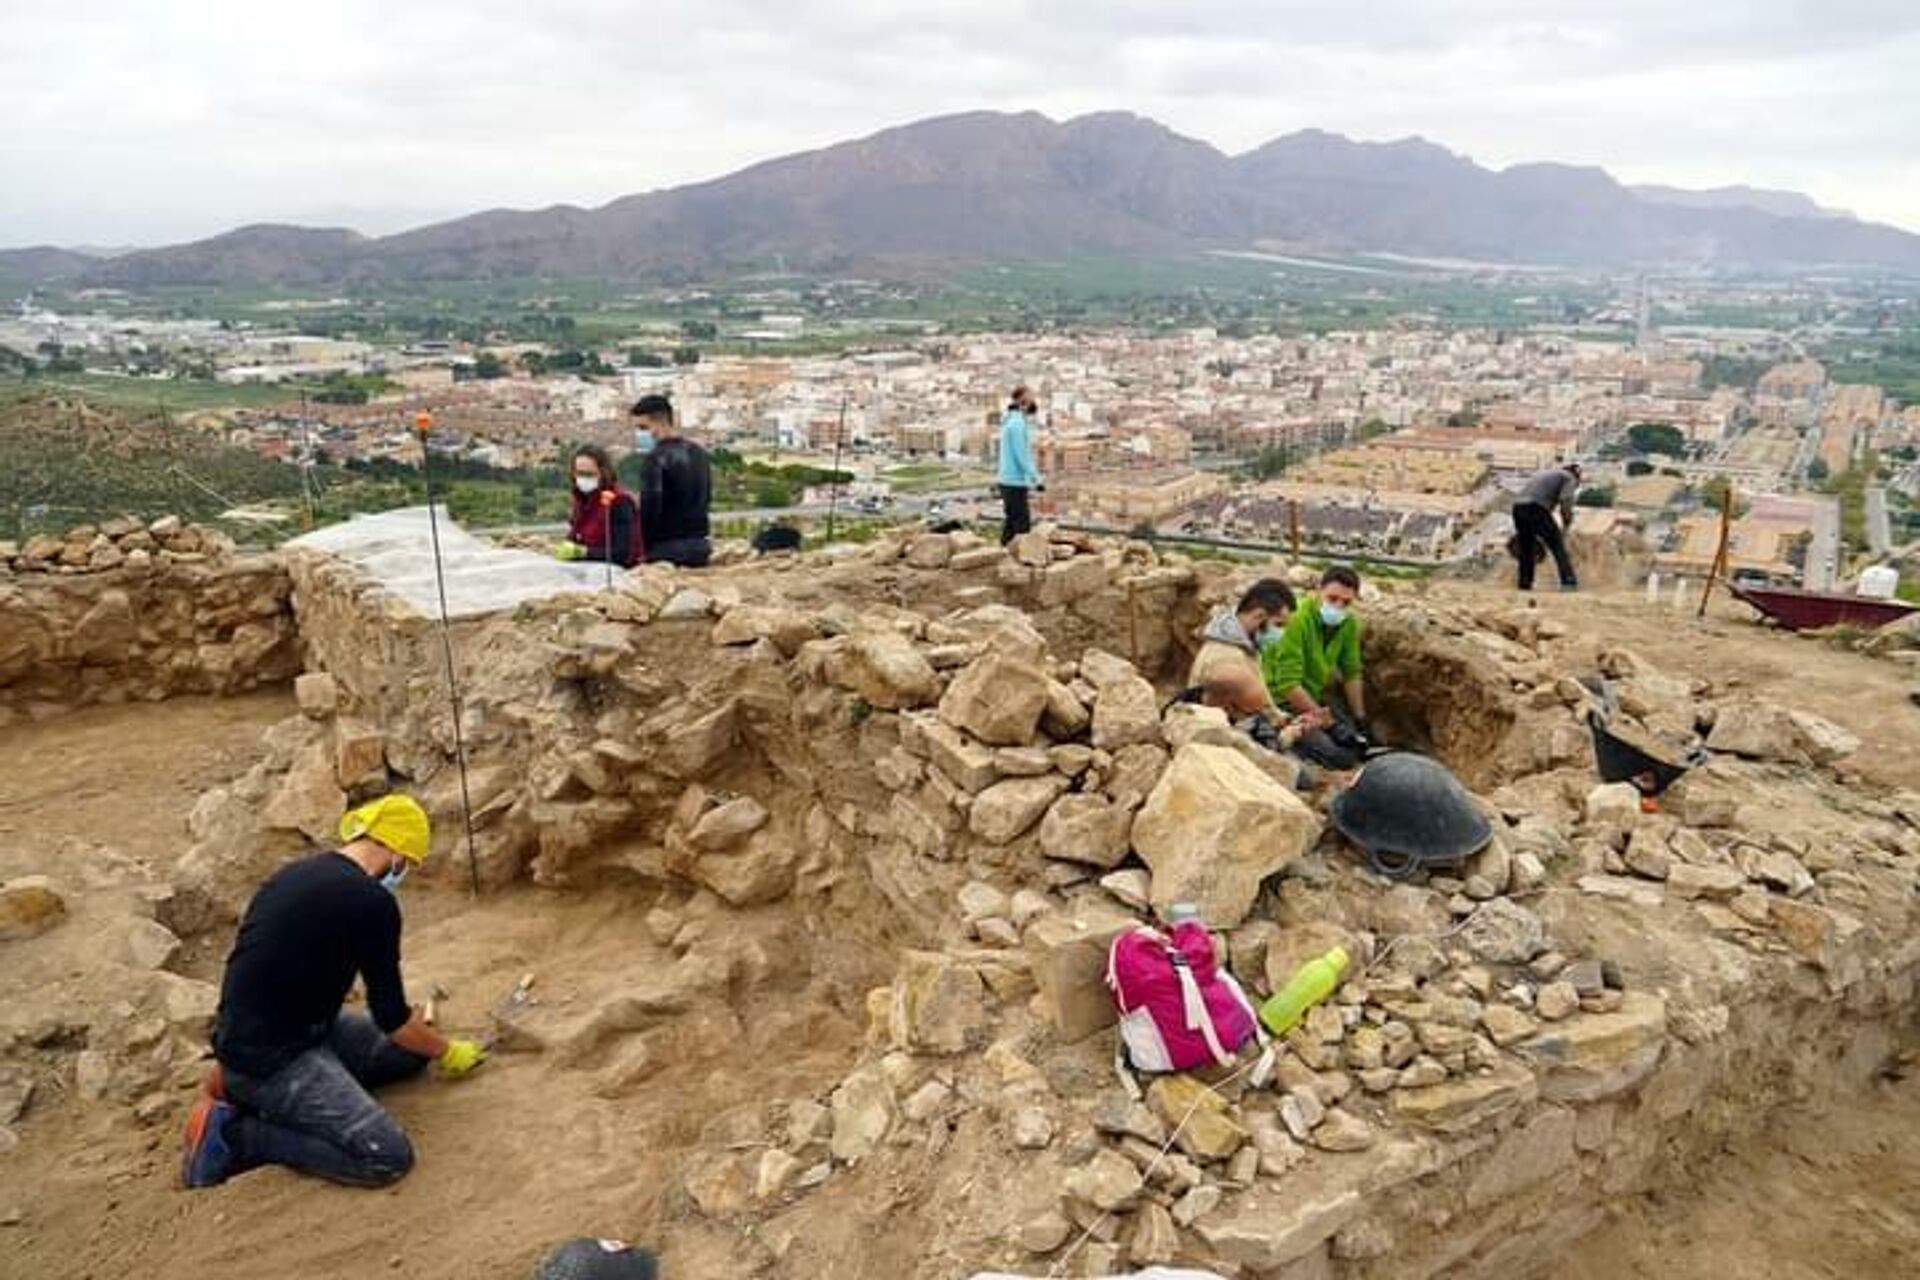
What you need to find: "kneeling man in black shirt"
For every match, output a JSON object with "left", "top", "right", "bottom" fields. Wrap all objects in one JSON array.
[{"left": 181, "top": 794, "right": 485, "bottom": 1188}]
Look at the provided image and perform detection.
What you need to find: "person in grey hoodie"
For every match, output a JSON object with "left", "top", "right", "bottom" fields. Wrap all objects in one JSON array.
[
  {"left": 1187, "top": 578, "right": 1297, "bottom": 700},
  {"left": 1511, "top": 462, "right": 1582, "bottom": 591}
]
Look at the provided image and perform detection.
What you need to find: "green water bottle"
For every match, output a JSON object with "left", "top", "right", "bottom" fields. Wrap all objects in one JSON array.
[{"left": 1259, "top": 946, "right": 1351, "bottom": 1037}]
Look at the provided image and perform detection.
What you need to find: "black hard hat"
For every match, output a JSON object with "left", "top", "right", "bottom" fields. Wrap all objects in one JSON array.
[
  {"left": 1330, "top": 751, "right": 1493, "bottom": 879},
  {"left": 532, "top": 1239, "right": 659, "bottom": 1280}
]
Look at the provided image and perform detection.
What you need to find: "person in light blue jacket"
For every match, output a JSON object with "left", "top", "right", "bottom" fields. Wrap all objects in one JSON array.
[{"left": 997, "top": 385, "right": 1045, "bottom": 545}]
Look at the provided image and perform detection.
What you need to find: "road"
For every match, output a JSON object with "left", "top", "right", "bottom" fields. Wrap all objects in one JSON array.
[
  {"left": 1805, "top": 494, "right": 1841, "bottom": 591},
  {"left": 1865, "top": 487, "right": 1890, "bottom": 556}
]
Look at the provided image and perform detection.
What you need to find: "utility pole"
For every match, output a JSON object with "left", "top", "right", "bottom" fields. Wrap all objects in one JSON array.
[{"left": 825, "top": 392, "right": 849, "bottom": 542}]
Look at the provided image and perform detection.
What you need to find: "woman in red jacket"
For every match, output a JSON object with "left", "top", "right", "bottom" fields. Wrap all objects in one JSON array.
[{"left": 555, "top": 445, "right": 642, "bottom": 567}]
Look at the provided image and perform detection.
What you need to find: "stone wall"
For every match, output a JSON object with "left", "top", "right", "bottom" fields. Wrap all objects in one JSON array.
[
  {"left": 0, "top": 529, "right": 298, "bottom": 723},
  {"left": 183, "top": 526, "right": 1920, "bottom": 1278}
]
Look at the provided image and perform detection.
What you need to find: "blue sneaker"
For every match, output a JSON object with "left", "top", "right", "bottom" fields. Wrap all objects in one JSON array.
[{"left": 180, "top": 1094, "right": 236, "bottom": 1189}]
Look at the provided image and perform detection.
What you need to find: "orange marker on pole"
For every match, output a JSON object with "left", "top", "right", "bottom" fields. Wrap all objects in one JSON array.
[{"left": 414, "top": 409, "right": 433, "bottom": 437}]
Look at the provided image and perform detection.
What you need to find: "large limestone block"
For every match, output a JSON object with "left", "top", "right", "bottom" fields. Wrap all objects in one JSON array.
[
  {"left": 1197, "top": 1185, "right": 1363, "bottom": 1272},
  {"left": 1132, "top": 744, "right": 1322, "bottom": 927},
  {"left": 829, "top": 1065, "right": 897, "bottom": 1163},
  {"left": 1038, "top": 793, "right": 1133, "bottom": 868},
  {"left": 710, "top": 605, "right": 817, "bottom": 656},
  {"left": 969, "top": 775, "right": 1067, "bottom": 845},
  {"left": 262, "top": 739, "right": 347, "bottom": 843},
  {"left": 918, "top": 718, "right": 998, "bottom": 794},
  {"left": 939, "top": 651, "right": 1050, "bottom": 746},
  {"left": 1519, "top": 992, "right": 1667, "bottom": 1102},
  {"left": 1707, "top": 699, "right": 1859, "bottom": 765},
  {"left": 1027, "top": 912, "right": 1135, "bottom": 1040},
  {"left": 1091, "top": 673, "right": 1163, "bottom": 751},
  {"left": 0, "top": 876, "right": 66, "bottom": 941},
  {"left": 827, "top": 628, "right": 939, "bottom": 710},
  {"left": 1392, "top": 1059, "right": 1538, "bottom": 1134},
  {"left": 888, "top": 951, "right": 992, "bottom": 1054}
]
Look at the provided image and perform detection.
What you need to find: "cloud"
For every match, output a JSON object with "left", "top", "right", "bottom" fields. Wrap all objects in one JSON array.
[{"left": 0, "top": 0, "right": 1914, "bottom": 245}]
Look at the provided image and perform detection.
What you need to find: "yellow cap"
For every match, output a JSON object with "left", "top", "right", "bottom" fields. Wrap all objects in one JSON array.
[{"left": 339, "top": 794, "right": 432, "bottom": 863}]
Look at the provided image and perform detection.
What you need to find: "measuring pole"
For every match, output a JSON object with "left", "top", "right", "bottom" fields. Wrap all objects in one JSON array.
[
  {"left": 298, "top": 391, "right": 317, "bottom": 531},
  {"left": 1697, "top": 483, "right": 1735, "bottom": 619},
  {"left": 414, "top": 411, "right": 483, "bottom": 897},
  {"left": 825, "top": 391, "right": 849, "bottom": 542},
  {"left": 601, "top": 487, "right": 616, "bottom": 591},
  {"left": 1289, "top": 500, "right": 1302, "bottom": 561}
]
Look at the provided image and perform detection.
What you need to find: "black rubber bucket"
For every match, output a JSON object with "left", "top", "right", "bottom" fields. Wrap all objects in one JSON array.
[{"left": 1587, "top": 711, "right": 1704, "bottom": 796}]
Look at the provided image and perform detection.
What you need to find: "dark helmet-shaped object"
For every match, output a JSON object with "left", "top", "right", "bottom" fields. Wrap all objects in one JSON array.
[
  {"left": 1330, "top": 751, "right": 1492, "bottom": 879},
  {"left": 533, "top": 1239, "right": 659, "bottom": 1280}
]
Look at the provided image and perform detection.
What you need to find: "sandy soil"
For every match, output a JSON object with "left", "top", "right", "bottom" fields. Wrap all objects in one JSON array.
[
  {"left": 1553, "top": 1066, "right": 1920, "bottom": 1280},
  {"left": 1429, "top": 582, "right": 1920, "bottom": 792},
  {"left": 0, "top": 694, "right": 874, "bottom": 1280},
  {"left": 2, "top": 591, "right": 1917, "bottom": 1280}
]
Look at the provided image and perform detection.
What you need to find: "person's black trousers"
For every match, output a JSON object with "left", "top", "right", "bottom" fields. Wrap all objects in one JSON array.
[
  {"left": 1512, "top": 501, "right": 1576, "bottom": 591},
  {"left": 999, "top": 485, "right": 1033, "bottom": 545}
]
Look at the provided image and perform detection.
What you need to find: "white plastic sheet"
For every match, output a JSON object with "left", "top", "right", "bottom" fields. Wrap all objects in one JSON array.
[{"left": 290, "top": 506, "right": 616, "bottom": 619}]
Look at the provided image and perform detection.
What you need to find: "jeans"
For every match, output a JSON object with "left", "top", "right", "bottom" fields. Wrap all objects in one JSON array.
[
  {"left": 648, "top": 536, "right": 711, "bottom": 568},
  {"left": 999, "top": 485, "right": 1033, "bottom": 545},
  {"left": 1513, "top": 501, "right": 1576, "bottom": 590},
  {"left": 1290, "top": 701, "right": 1370, "bottom": 771},
  {"left": 223, "top": 1013, "right": 429, "bottom": 1187}
]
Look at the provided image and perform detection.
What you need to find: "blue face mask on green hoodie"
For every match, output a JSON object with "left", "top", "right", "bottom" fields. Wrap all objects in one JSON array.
[{"left": 1319, "top": 603, "right": 1349, "bottom": 628}]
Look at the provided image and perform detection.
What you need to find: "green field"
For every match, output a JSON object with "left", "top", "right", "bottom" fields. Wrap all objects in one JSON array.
[{"left": 10, "top": 372, "right": 296, "bottom": 412}]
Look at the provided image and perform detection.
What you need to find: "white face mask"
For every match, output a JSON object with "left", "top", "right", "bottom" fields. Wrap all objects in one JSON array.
[
  {"left": 1319, "top": 602, "right": 1349, "bottom": 628},
  {"left": 574, "top": 475, "right": 600, "bottom": 495},
  {"left": 380, "top": 861, "right": 410, "bottom": 894}
]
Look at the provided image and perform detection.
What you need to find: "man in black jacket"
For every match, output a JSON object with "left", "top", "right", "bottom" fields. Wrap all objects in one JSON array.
[
  {"left": 1512, "top": 462, "right": 1583, "bottom": 592},
  {"left": 632, "top": 394, "right": 712, "bottom": 567},
  {"left": 180, "top": 795, "right": 486, "bottom": 1189}
]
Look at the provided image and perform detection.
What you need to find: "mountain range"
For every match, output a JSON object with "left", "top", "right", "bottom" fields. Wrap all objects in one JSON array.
[{"left": 7, "top": 111, "right": 1918, "bottom": 287}]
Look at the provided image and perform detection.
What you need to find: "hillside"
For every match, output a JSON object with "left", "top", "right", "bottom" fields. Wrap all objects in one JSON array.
[
  {"left": 55, "top": 112, "right": 1920, "bottom": 287},
  {"left": 0, "top": 391, "right": 305, "bottom": 536}
]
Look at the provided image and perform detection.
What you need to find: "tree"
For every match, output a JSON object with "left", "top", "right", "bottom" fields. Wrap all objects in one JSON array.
[
  {"left": 1358, "top": 417, "right": 1392, "bottom": 441},
  {"left": 627, "top": 348, "right": 669, "bottom": 368},
  {"left": 1444, "top": 408, "right": 1482, "bottom": 429},
  {"left": 671, "top": 346, "right": 701, "bottom": 366},
  {"left": 472, "top": 351, "right": 506, "bottom": 380},
  {"left": 519, "top": 351, "right": 549, "bottom": 376},
  {"left": 1245, "top": 445, "right": 1292, "bottom": 480},
  {"left": 1700, "top": 475, "right": 1749, "bottom": 517},
  {"left": 1626, "top": 422, "right": 1687, "bottom": 457},
  {"left": 1807, "top": 457, "right": 1831, "bottom": 482},
  {"left": 679, "top": 320, "right": 718, "bottom": 340},
  {"left": 1575, "top": 485, "right": 1616, "bottom": 508},
  {"left": 1626, "top": 459, "right": 1654, "bottom": 477}
]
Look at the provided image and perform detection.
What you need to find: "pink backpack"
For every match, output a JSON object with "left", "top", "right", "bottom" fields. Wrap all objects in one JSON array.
[{"left": 1106, "top": 921, "right": 1263, "bottom": 1073}]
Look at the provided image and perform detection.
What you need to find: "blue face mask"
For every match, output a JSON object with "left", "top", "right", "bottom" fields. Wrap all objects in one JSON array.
[
  {"left": 1319, "top": 602, "right": 1349, "bottom": 628},
  {"left": 1257, "top": 624, "right": 1283, "bottom": 648},
  {"left": 633, "top": 429, "right": 656, "bottom": 454},
  {"left": 380, "top": 862, "right": 410, "bottom": 895}
]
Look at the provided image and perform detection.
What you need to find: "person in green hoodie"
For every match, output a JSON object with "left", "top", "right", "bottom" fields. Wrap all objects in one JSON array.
[{"left": 1262, "top": 565, "right": 1374, "bottom": 769}]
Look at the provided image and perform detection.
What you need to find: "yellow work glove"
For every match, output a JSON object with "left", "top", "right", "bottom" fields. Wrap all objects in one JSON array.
[
  {"left": 552, "top": 540, "right": 586, "bottom": 562},
  {"left": 437, "top": 1038, "right": 487, "bottom": 1079}
]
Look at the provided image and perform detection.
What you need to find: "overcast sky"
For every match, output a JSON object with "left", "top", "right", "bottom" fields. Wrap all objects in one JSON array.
[{"left": 3, "top": 1, "right": 1917, "bottom": 247}]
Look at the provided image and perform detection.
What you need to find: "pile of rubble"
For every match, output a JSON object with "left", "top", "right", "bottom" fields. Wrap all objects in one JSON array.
[
  {"left": 0, "top": 841, "right": 221, "bottom": 1155},
  {"left": 0, "top": 514, "right": 233, "bottom": 576}
]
